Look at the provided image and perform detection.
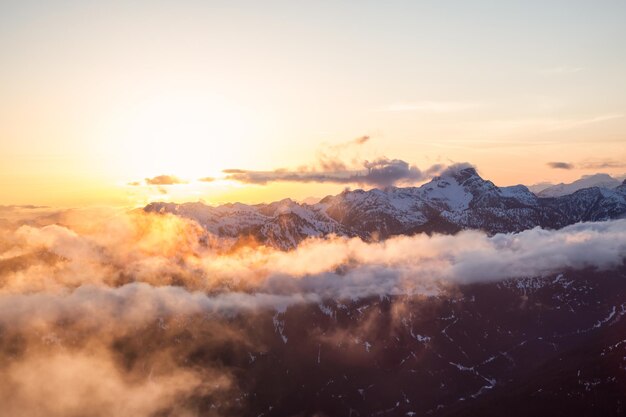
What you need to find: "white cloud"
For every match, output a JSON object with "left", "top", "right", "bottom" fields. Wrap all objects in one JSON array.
[
  {"left": 1, "top": 209, "right": 624, "bottom": 308},
  {"left": 0, "top": 208, "right": 624, "bottom": 416}
]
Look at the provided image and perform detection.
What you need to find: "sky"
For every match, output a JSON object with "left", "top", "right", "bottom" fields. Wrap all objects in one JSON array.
[{"left": 1, "top": 0, "right": 625, "bottom": 207}]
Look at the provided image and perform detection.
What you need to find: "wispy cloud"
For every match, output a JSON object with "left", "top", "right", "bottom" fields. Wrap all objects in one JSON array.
[{"left": 579, "top": 159, "right": 626, "bottom": 170}]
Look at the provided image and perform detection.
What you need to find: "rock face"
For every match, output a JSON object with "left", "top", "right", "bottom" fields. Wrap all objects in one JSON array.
[{"left": 145, "top": 167, "right": 626, "bottom": 249}]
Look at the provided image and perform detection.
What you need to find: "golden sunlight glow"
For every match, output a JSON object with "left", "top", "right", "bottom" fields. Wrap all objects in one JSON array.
[
  {"left": 103, "top": 92, "right": 252, "bottom": 181},
  {"left": 0, "top": 1, "right": 624, "bottom": 207}
]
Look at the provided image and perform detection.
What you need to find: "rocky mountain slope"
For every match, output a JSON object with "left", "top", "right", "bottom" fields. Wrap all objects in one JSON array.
[
  {"left": 145, "top": 167, "right": 626, "bottom": 249},
  {"left": 122, "top": 266, "right": 626, "bottom": 417}
]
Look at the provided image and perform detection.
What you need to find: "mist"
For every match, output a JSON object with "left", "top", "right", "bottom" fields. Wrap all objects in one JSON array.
[{"left": 1, "top": 207, "right": 625, "bottom": 416}]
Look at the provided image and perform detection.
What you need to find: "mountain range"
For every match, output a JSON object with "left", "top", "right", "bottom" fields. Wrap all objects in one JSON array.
[
  {"left": 145, "top": 166, "right": 626, "bottom": 249},
  {"left": 118, "top": 167, "right": 626, "bottom": 416},
  {"left": 532, "top": 173, "right": 624, "bottom": 197}
]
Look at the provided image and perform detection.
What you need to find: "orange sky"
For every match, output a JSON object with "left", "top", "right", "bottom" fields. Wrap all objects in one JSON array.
[{"left": 1, "top": 1, "right": 625, "bottom": 207}]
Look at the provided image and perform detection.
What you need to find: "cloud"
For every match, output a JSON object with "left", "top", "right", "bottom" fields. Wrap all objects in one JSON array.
[
  {"left": 142, "top": 137, "right": 461, "bottom": 189},
  {"left": 579, "top": 159, "right": 626, "bottom": 170},
  {"left": 0, "top": 206, "right": 625, "bottom": 415},
  {"left": 144, "top": 175, "right": 188, "bottom": 185},
  {"left": 547, "top": 161, "right": 575, "bottom": 170},
  {"left": 378, "top": 101, "right": 480, "bottom": 113},
  {"left": 1, "top": 207, "right": 625, "bottom": 304},
  {"left": 224, "top": 158, "right": 449, "bottom": 188},
  {"left": 0, "top": 350, "right": 217, "bottom": 417},
  {"left": 218, "top": 135, "right": 378, "bottom": 185},
  {"left": 128, "top": 175, "right": 190, "bottom": 187},
  {"left": 546, "top": 159, "right": 626, "bottom": 171}
]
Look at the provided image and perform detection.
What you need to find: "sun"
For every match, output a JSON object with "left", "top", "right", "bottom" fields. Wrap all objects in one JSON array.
[{"left": 103, "top": 91, "right": 252, "bottom": 182}]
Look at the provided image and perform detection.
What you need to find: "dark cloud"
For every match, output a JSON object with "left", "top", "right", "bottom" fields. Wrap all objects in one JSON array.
[
  {"left": 223, "top": 169, "right": 355, "bottom": 186},
  {"left": 547, "top": 162, "right": 575, "bottom": 170},
  {"left": 224, "top": 158, "right": 448, "bottom": 188},
  {"left": 362, "top": 158, "right": 428, "bottom": 187},
  {"left": 145, "top": 175, "right": 187, "bottom": 185},
  {"left": 221, "top": 136, "right": 461, "bottom": 188}
]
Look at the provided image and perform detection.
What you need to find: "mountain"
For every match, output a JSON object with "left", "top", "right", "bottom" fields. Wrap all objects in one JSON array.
[
  {"left": 527, "top": 181, "right": 554, "bottom": 194},
  {"left": 145, "top": 167, "right": 626, "bottom": 249},
  {"left": 146, "top": 266, "right": 626, "bottom": 417},
  {"left": 535, "top": 173, "right": 622, "bottom": 197}
]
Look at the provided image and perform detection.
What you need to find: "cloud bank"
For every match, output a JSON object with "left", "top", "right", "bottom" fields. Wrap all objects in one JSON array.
[
  {"left": 2, "top": 208, "right": 625, "bottom": 304},
  {"left": 1, "top": 207, "right": 625, "bottom": 416}
]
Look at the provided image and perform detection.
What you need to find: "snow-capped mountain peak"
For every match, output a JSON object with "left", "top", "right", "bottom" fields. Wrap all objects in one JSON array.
[{"left": 145, "top": 170, "right": 626, "bottom": 249}]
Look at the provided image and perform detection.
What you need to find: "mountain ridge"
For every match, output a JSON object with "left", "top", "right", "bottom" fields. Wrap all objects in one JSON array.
[
  {"left": 535, "top": 173, "right": 623, "bottom": 197},
  {"left": 145, "top": 166, "right": 626, "bottom": 249}
]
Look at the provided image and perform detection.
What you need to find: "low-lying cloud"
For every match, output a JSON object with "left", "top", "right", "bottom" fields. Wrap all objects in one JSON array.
[
  {"left": 1, "top": 206, "right": 625, "bottom": 416},
  {"left": 2, "top": 207, "right": 625, "bottom": 303}
]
